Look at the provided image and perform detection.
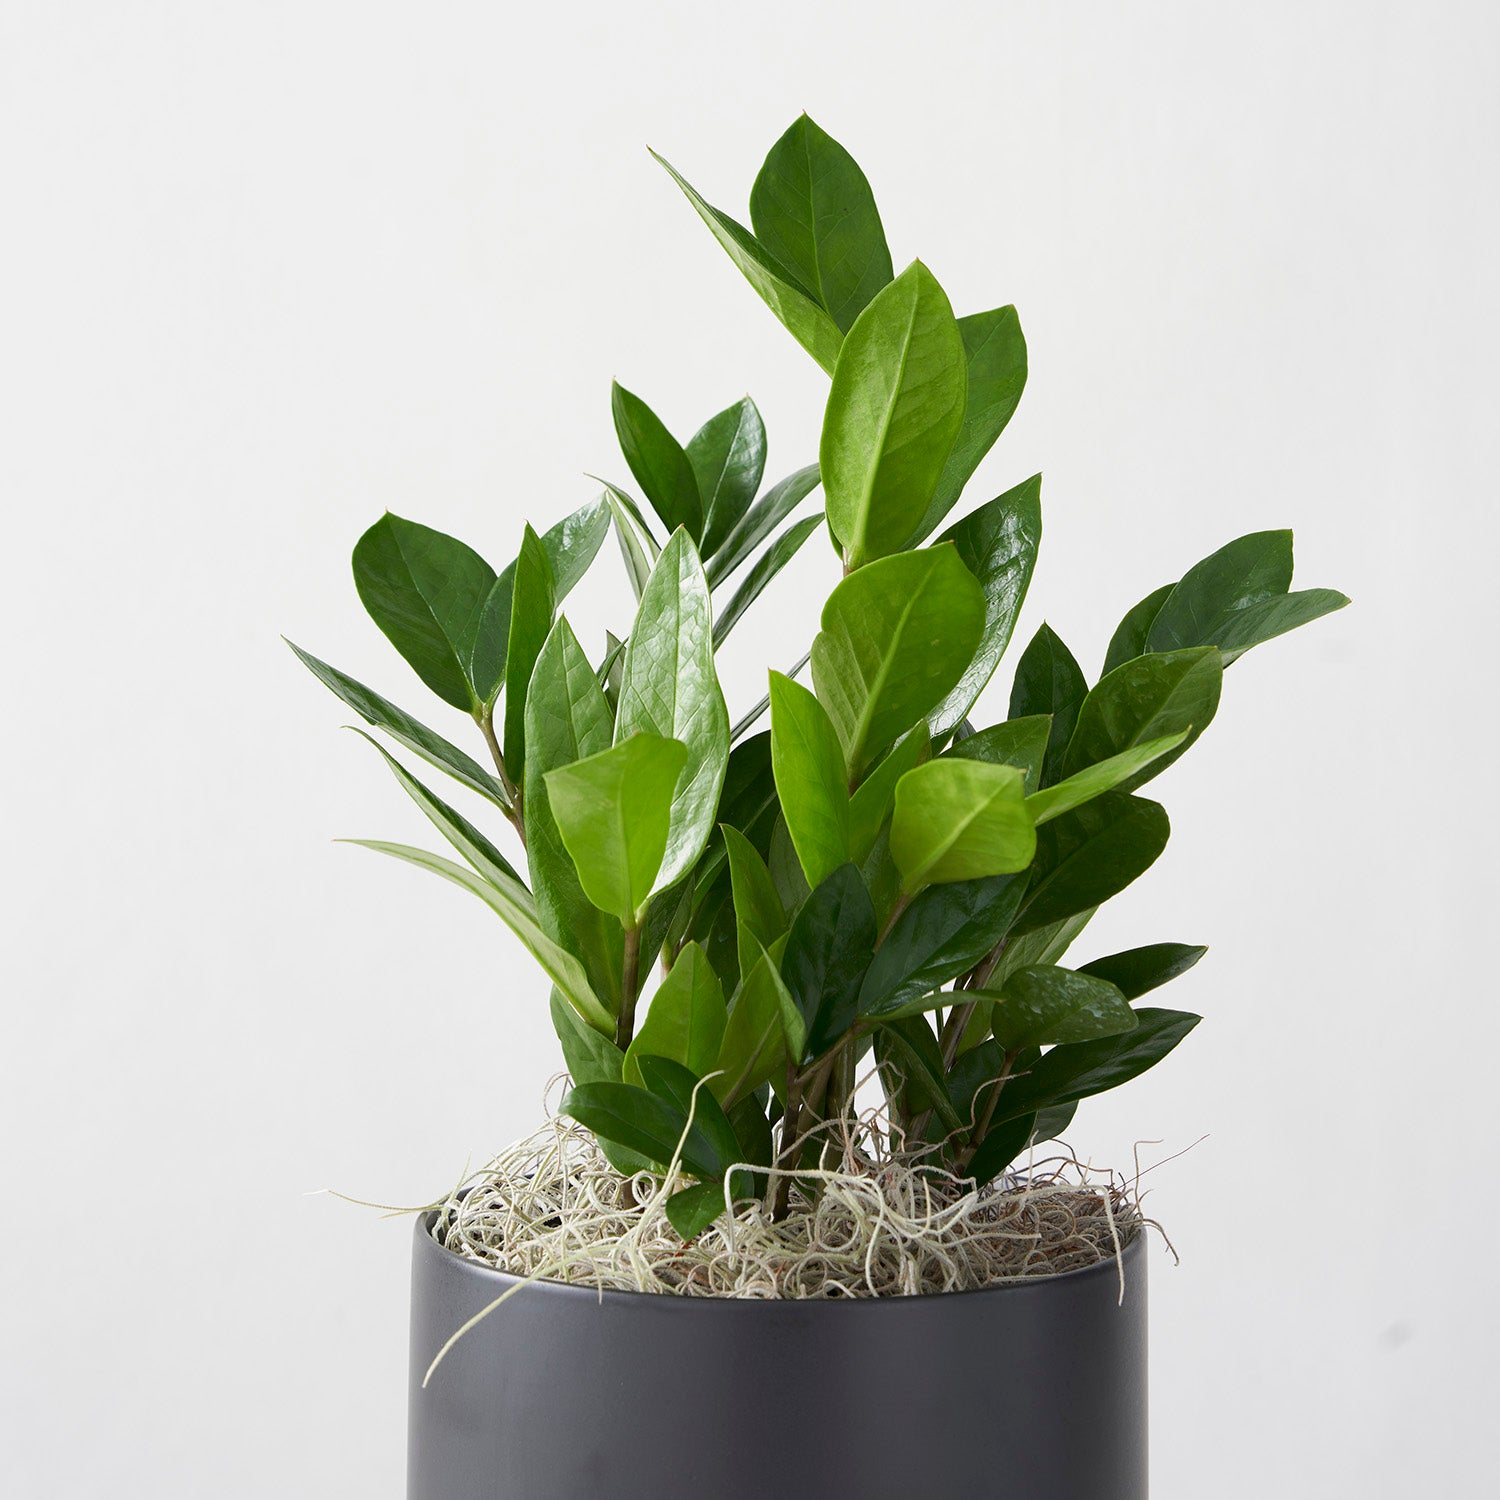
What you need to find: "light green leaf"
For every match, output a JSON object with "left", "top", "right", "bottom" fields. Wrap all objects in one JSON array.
[
  {"left": 286, "top": 640, "right": 509, "bottom": 808},
  {"left": 811, "top": 544, "right": 986, "bottom": 776},
  {"left": 600, "top": 482, "right": 660, "bottom": 601},
  {"left": 545, "top": 733, "right": 689, "bottom": 926},
  {"left": 1028, "top": 731, "right": 1188, "bottom": 825},
  {"left": 651, "top": 150, "right": 844, "bottom": 374},
  {"left": 889, "top": 759, "right": 1035, "bottom": 894},
  {"left": 945, "top": 715, "right": 1052, "bottom": 794},
  {"left": 769, "top": 671, "right": 850, "bottom": 889},
  {"left": 688, "top": 397, "right": 767, "bottom": 559},
  {"left": 352, "top": 513, "right": 496, "bottom": 712},
  {"left": 722, "top": 826, "right": 787, "bottom": 977},
  {"left": 927, "top": 474, "right": 1043, "bottom": 736},
  {"left": 712, "top": 514, "right": 823, "bottom": 649},
  {"left": 500, "top": 524, "right": 556, "bottom": 783},
  {"left": 714, "top": 942, "right": 794, "bottom": 1103},
  {"left": 849, "top": 723, "right": 931, "bottom": 863},
  {"left": 549, "top": 988, "right": 626, "bottom": 1087},
  {"left": 348, "top": 840, "right": 611, "bottom": 1034},
  {"left": 616, "top": 531, "right": 731, "bottom": 890},
  {"left": 978, "top": 965, "right": 1138, "bottom": 1051},
  {"left": 748, "top": 113, "right": 893, "bottom": 334},
  {"left": 611, "top": 382, "right": 702, "bottom": 539},
  {"left": 821, "top": 262, "right": 967, "bottom": 568},
  {"left": 625, "top": 942, "right": 727, "bottom": 1087},
  {"left": 705, "top": 464, "right": 822, "bottom": 588}
]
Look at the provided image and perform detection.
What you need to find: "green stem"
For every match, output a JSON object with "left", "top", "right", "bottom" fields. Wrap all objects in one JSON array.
[
  {"left": 477, "top": 710, "right": 524, "bottom": 839},
  {"left": 614, "top": 925, "right": 643, "bottom": 1052}
]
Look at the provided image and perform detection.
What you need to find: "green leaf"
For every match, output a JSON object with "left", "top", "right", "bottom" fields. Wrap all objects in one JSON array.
[
  {"left": 874, "top": 1016, "right": 964, "bottom": 1135},
  {"left": 665, "top": 1180, "right": 735, "bottom": 1240},
  {"left": 978, "top": 965, "right": 1137, "bottom": 1051},
  {"left": 616, "top": 531, "right": 731, "bottom": 890},
  {"left": 769, "top": 671, "right": 850, "bottom": 889},
  {"left": 1014, "top": 793, "right": 1171, "bottom": 936},
  {"left": 524, "top": 620, "right": 624, "bottom": 1009},
  {"left": 549, "top": 988, "right": 626, "bottom": 1086},
  {"left": 562, "top": 1078, "right": 721, "bottom": 1180},
  {"left": 927, "top": 474, "right": 1043, "bottom": 736},
  {"left": 965, "top": 1111, "right": 1037, "bottom": 1185},
  {"left": 500, "top": 524, "right": 556, "bottom": 782},
  {"left": 890, "top": 759, "right": 1035, "bottom": 893},
  {"left": 1063, "top": 647, "right": 1222, "bottom": 789},
  {"left": 352, "top": 513, "right": 496, "bottom": 712},
  {"left": 990, "top": 909, "right": 1098, "bottom": 986},
  {"left": 688, "top": 397, "right": 767, "bottom": 559},
  {"left": 989, "top": 1007, "right": 1202, "bottom": 1123},
  {"left": 945, "top": 715, "right": 1052, "bottom": 794},
  {"left": 651, "top": 150, "right": 844, "bottom": 374},
  {"left": 1078, "top": 942, "right": 1207, "bottom": 1000},
  {"left": 625, "top": 941, "right": 728, "bottom": 1087},
  {"left": 715, "top": 941, "right": 795, "bottom": 1103},
  {"left": 705, "top": 464, "right": 822, "bottom": 588},
  {"left": 712, "top": 514, "right": 823, "bottom": 649},
  {"left": 545, "top": 733, "right": 689, "bottom": 926},
  {"left": 914, "top": 305, "right": 1029, "bottom": 543},
  {"left": 812, "top": 545, "right": 986, "bottom": 776},
  {"left": 1101, "top": 583, "right": 1174, "bottom": 676},
  {"left": 350, "top": 840, "right": 611, "bottom": 1034},
  {"left": 780, "top": 863, "right": 877, "bottom": 1059},
  {"left": 849, "top": 724, "right": 930, "bottom": 863},
  {"left": 723, "top": 825, "right": 787, "bottom": 976},
  {"left": 635, "top": 1055, "right": 746, "bottom": 1180},
  {"left": 601, "top": 483, "right": 659, "bottom": 601},
  {"left": 820, "top": 262, "right": 968, "bottom": 568},
  {"left": 1206, "top": 589, "right": 1350, "bottom": 661},
  {"left": 1145, "top": 530, "right": 1293, "bottom": 654},
  {"left": 1030, "top": 1101, "right": 1078, "bottom": 1146},
  {"left": 748, "top": 114, "right": 893, "bottom": 334},
  {"left": 1008, "top": 624, "right": 1087, "bottom": 785},
  {"left": 859, "top": 875, "right": 1027, "bottom": 1020},
  {"left": 285, "top": 640, "right": 509, "bottom": 807},
  {"left": 1029, "top": 731, "right": 1189, "bottom": 825},
  {"left": 611, "top": 382, "right": 702, "bottom": 540}
]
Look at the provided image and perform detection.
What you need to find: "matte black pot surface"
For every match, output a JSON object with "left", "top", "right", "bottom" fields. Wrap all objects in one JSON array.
[{"left": 409, "top": 1214, "right": 1148, "bottom": 1499}]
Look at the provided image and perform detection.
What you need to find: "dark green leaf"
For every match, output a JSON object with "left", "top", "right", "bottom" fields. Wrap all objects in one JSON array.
[
  {"left": 611, "top": 382, "right": 702, "bottom": 540},
  {"left": 849, "top": 723, "right": 931, "bottom": 863},
  {"left": 928, "top": 474, "right": 1043, "bottom": 736},
  {"left": 1102, "top": 583, "right": 1174, "bottom": 676},
  {"left": 1030, "top": 1101, "right": 1078, "bottom": 1146},
  {"left": 562, "top": 1080, "right": 715, "bottom": 1178},
  {"left": 769, "top": 671, "right": 850, "bottom": 889},
  {"left": 965, "top": 1111, "right": 1037, "bottom": 1185},
  {"left": 1145, "top": 530, "right": 1293, "bottom": 654},
  {"left": 651, "top": 150, "right": 844, "bottom": 374},
  {"left": 945, "top": 715, "right": 1052, "bottom": 794},
  {"left": 705, "top": 464, "right": 823, "bottom": 588},
  {"left": 1078, "top": 942, "right": 1207, "bottom": 1000},
  {"left": 712, "top": 514, "right": 823, "bottom": 648},
  {"left": 812, "top": 545, "right": 986, "bottom": 776},
  {"left": 748, "top": 113, "right": 893, "bottom": 333},
  {"left": 625, "top": 942, "right": 727, "bottom": 1086},
  {"left": 780, "top": 863, "right": 877, "bottom": 1058},
  {"left": 1208, "top": 589, "right": 1350, "bottom": 661},
  {"left": 821, "top": 262, "right": 968, "bottom": 568},
  {"left": 500, "top": 524, "right": 556, "bottom": 781},
  {"left": 635, "top": 1055, "right": 746, "bottom": 1180},
  {"left": 666, "top": 1180, "right": 735, "bottom": 1240},
  {"left": 874, "top": 1016, "right": 963, "bottom": 1134},
  {"left": 1008, "top": 624, "right": 1087, "bottom": 785},
  {"left": 978, "top": 965, "right": 1137, "bottom": 1051},
  {"left": 688, "top": 397, "right": 767, "bottom": 559},
  {"left": 914, "top": 305, "right": 1029, "bottom": 543},
  {"left": 352, "top": 513, "right": 496, "bottom": 711}
]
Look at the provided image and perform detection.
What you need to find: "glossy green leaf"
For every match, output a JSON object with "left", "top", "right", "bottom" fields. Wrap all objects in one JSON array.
[
  {"left": 1009, "top": 624, "right": 1088, "bottom": 785},
  {"left": 849, "top": 724, "right": 931, "bottom": 863},
  {"left": 989, "top": 1008, "right": 1202, "bottom": 1123},
  {"left": 978, "top": 965, "right": 1137, "bottom": 1051},
  {"left": 722, "top": 825, "right": 787, "bottom": 976},
  {"left": 769, "top": 671, "right": 850, "bottom": 889},
  {"left": 611, "top": 382, "right": 702, "bottom": 540},
  {"left": 1078, "top": 942, "right": 1208, "bottom": 1000},
  {"left": 651, "top": 151, "right": 844, "bottom": 374},
  {"left": 562, "top": 1077, "right": 722, "bottom": 1180},
  {"left": 688, "top": 397, "right": 767, "bottom": 559},
  {"left": 859, "top": 874, "right": 1027, "bottom": 1020},
  {"left": 500, "top": 524, "right": 556, "bottom": 782},
  {"left": 616, "top": 530, "right": 731, "bottom": 890},
  {"left": 525, "top": 620, "right": 624, "bottom": 1010},
  {"left": 545, "top": 733, "right": 688, "bottom": 926},
  {"left": 748, "top": 114, "right": 893, "bottom": 334},
  {"left": 780, "top": 863, "right": 877, "bottom": 1059},
  {"left": 914, "top": 305, "right": 1029, "bottom": 543},
  {"left": 349, "top": 841, "right": 611, "bottom": 1034},
  {"left": 1030, "top": 1101, "right": 1078, "bottom": 1146},
  {"left": 625, "top": 942, "right": 727, "bottom": 1086},
  {"left": 1014, "top": 793, "right": 1170, "bottom": 936},
  {"left": 549, "top": 988, "right": 626, "bottom": 1087},
  {"left": 1145, "top": 530, "right": 1292, "bottom": 653},
  {"left": 600, "top": 482, "right": 659, "bottom": 601},
  {"left": 821, "top": 262, "right": 968, "bottom": 567},
  {"left": 874, "top": 1016, "right": 963, "bottom": 1134},
  {"left": 715, "top": 941, "right": 795, "bottom": 1103},
  {"left": 890, "top": 759, "right": 1035, "bottom": 893},
  {"left": 285, "top": 640, "right": 509, "bottom": 807},
  {"left": 352, "top": 513, "right": 495, "bottom": 712},
  {"left": 705, "top": 464, "right": 822, "bottom": 588},
  {"left": 927, "top": 474, "right": 1043, "bottom": 736},
  {"left": 635, "top": 1055, "right": 746, "bottom": 1180},
  {"left": 665, "top": 1180, "right": 736, "bottom": 1240},
  {"left": 1063, "top": 647, "right": 1221, "bottom": 788},
  {"left": 712, "top": 514, "right": 823, "bottom": 648},
  {"left": 945, "top": 715, "right": 1052, "bottom": 795},
  {"left": 1102, "top": 582, "right": 1174, "bottom": 676},
  {"left": 965, "top": 1111, "right": 1037, "bottom": 1185},
  {"left": 812, "top": 545, "right": 986, "bottom": 776},
  {"left": 989, "top": 909, "right": 1097, "bottom": 987},
  {"left": 1207, "top": 589, "right": 1350, "bottom": 661},
  {"left": 1028, "top": 731, "right": 1188, "bottom": 825}
]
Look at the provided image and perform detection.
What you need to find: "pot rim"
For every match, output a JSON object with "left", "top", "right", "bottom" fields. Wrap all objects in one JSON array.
[{"left": 414, "top": 1207, "right": 1143, "bottom": 1311}]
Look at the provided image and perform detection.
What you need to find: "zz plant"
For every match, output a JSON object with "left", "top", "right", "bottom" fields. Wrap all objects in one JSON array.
[{"left": 293, "top": 115, "right": 1347, "bottom": 1242}]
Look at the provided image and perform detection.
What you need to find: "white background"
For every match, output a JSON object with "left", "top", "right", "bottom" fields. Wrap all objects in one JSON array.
[{"left": 3, "top": 2, "right": 1495, "bottom": 1494}]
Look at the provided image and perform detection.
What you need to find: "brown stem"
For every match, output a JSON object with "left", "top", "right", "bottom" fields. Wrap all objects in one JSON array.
[
  {"left": 477, "top": 711, "right": 524, "bottom": 839},
  {"left": 768, "top": 1062, "right": 806, "bottom": 1221},
  {"left": 876, "top": 893, "right": 910, "bottom": 950},
  {"left": 954, "top": 1049, "right": 1020, "bottom": 1174},
  {"left": 614, "top": 925, "right": 643, "bottom": 1052}
]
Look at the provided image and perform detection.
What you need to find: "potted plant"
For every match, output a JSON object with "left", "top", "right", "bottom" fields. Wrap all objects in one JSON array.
[{"left": 292, "top": 115, "right": 1347, "bottom": 1500}]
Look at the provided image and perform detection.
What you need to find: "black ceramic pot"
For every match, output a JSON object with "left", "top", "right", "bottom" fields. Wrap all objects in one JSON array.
[{"left": 408, "top": 1213, "right": 1148, "bottom": 1499}]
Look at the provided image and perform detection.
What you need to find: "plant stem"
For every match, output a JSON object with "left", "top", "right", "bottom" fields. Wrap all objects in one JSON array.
[
  {"left": 477, "top": 710, "right": 524, "bottom": 839},
  {"left": 768, "top": 1062, "right": 805, "bottom": 1221},
  {"left": 614, "top": 925, "right": 643, "bottom": 1052},
  {"left": 876, "top": 893, "right": 910, "bottom": 949},
  {"left": 938, "top": 1000, "right": 978, "bottom": 1073},
  {"left": 954, "top": 1049, "right": 1019, "bottom": 1174}
]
